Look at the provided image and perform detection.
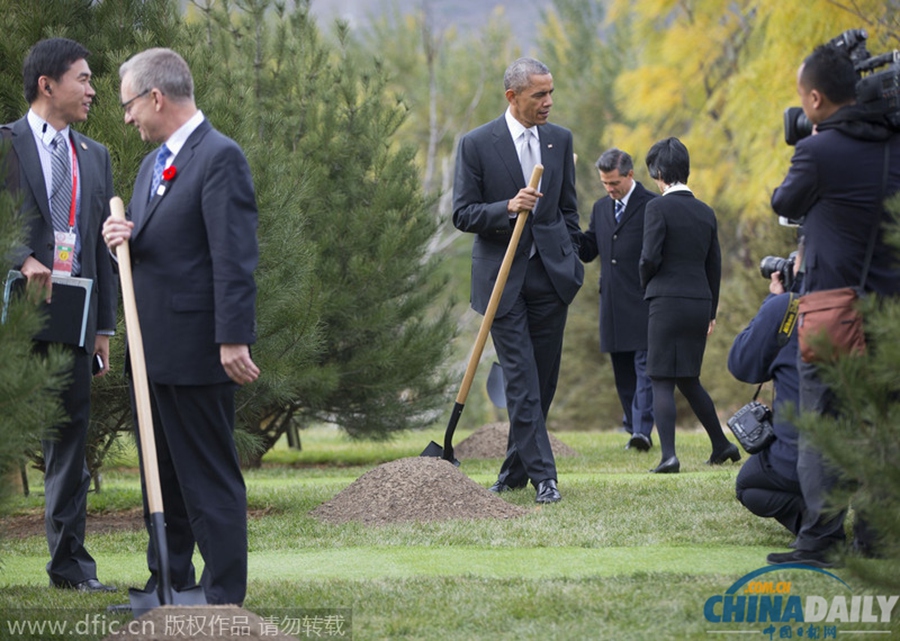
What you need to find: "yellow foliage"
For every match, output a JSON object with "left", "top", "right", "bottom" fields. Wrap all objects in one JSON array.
[{"left": 605, "top": 0, "right": 898, "bottom": 227}]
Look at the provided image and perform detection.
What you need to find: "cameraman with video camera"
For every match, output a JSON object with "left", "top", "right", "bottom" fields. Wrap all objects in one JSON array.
[
  {"left": 730, "top": 243, "right": 805, "bottom": 542},
  {"left": 769, "top": 37, "right": 900, "bottom": 567}
]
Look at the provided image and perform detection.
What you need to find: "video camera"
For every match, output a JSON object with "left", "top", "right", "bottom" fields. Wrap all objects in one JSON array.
[
  {"left": 784, "top": 28, "right": 900, "bottom": 145},
  {"left": 759, "top": 252, "right": 797, "bottom": 291}
]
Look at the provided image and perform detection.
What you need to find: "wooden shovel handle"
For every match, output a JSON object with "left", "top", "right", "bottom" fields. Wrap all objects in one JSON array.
[
  {"left": 455, "top": 164, "right": 543, "bottom": 404},
  {"left": 110, "top": 197, "right": 164, "bottom": 514}
]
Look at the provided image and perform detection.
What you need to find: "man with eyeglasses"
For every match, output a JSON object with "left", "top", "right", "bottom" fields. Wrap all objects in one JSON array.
[
  {"left": 1, "top": 38, "right": 117, "bottom": 593},
  {"left": 103, "top": 47, "right": 259, "bottom": 606}
]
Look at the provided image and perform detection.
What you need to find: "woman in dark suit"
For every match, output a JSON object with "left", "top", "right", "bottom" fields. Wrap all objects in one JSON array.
[{"left": 639, "top": 138, "right": 739, "bottom": 473}]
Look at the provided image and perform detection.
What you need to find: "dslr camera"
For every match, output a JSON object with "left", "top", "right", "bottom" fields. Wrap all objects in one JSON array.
[
  {"left": 784, "top": 28, "right": 900, "bottom": 145},
  {"left": 759, "top": 251, "right": 797, "bottom": 291}
]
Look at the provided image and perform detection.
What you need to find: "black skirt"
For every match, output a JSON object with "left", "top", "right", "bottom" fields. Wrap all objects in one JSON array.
[{"left": 646, "top": 296, "right": 711, "bottom": 378}]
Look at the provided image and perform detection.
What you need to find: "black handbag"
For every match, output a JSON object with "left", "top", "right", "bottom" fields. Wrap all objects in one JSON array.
[{"left": 727, "top": 385, "right": 776, "bottom": 455}]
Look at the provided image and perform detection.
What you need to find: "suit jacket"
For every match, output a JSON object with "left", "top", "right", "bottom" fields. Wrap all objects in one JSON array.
[
  {"left": 452, "top": 115, "right": 583, "bottom": 317},
  {"left": 579, "top": 181, "right": 655, "bottom": 352},
  {"left": 771, "top": 116, "right": 900, "bottom": 296},
  {"left": 2, "top": 117, "right": 116, "bottom": 351},
  {"left": 126, "top": 119, "right": 258, "bottom": 385},
  {"left": 639, "top": 190, "right": 721, "bottom": 320}
]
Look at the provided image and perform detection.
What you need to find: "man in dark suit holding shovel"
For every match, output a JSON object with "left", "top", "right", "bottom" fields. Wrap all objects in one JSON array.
[
  {"left": 453, "top": 57, "right": 583, "bottom": 503},
  {"left": 103, "top": 48, "right": 259, "bottom": 605}
]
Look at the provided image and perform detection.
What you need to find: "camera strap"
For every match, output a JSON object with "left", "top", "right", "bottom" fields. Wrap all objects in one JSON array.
[
  {"left": 776, "top": 294, "right": 799, "bottom": 346},
  {"left": 856, "top": 142, "right": 891, "bottom": 290}
]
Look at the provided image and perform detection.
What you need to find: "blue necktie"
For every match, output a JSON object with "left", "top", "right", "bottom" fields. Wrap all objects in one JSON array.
[
  {"left": 615, "top": 200, "right": 624, "bottom": 223},
  {"left": 148, "top": 144, "right": 171, "bottom": 202}
]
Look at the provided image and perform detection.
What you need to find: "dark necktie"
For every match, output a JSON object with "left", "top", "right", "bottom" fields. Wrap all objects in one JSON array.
[{"left": 615, "top": 200, "right": 624, "bottom": 223}]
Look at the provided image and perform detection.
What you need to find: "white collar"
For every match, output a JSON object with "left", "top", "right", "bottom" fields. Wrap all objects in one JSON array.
[
  {"left": 162, "top": 110, "right": 205, "bottom": 160},
  {"left": 27, "top": 109, "right": 70, "bottom": 149},
  {"left": 505, "top": 107, "right": 538, "bottom": 142},
  {"left": 662, "top": 182, "right": 692, "bottom": 196},
  {"left": 618, "top": 180, "right": 637, "bottom": 207}
]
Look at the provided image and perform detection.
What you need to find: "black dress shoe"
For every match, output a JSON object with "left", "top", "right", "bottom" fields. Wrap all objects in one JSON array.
[
  {"left": 649, "top": 456, "right": 680, "bottom": 474},
  {"left": 706, "top": 442, "right": 741, "bottom": 465},
  {"left": 52, "top": 578, "right": 118, "bottom": 593},
  {"left": 489, "top": 480, "right": 526, "bottom": 493},
  {"left": 766, "top": 549, "right": 839, "bottom": 568},
  {"left": 535, "top": 479, "right": 561, "bottom": 503},
  {"left": 628, "top": 433, "right": 652, "bottom": 452}
]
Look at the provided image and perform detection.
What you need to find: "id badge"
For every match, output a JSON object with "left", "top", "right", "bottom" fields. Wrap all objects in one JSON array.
[{"left": 52, "top": 230, "right": 77, "bottom": 276}]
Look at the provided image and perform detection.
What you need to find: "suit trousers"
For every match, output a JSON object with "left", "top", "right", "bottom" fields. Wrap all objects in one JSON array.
[
  {"left": 736, "top": 449, "right": 804, "bottom": 536},
  {"left": 796, "top": 358, "right": 848, "bottom": 552},
  {"left": 39, "top": 344, "right": 97, "bottom": 585},
  {"left": 490, "top": 255, "right": 566, "bottom": 487},
  {"left": 134, "top": 379, "right": 248, "bottom": 605},
  {"left": 610, "top": 350, "right": 653, "bottom": 437}
]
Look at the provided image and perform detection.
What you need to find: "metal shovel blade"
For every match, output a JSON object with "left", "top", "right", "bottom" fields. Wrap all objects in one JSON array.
[
  {"left": 128, "top": 584, "right": 207, "bottom": 618},
  {"left": 420, "top": 402, "right": 461, "bottom": 465},
  {"left": 127, "top": 511, "right": 207, "bottom": 618},
  {"left": 486, "top": 362, "right": 507, "bottom": 409},
  {"left": 421, "top": 440, "right": 444, "bottom": 457}
]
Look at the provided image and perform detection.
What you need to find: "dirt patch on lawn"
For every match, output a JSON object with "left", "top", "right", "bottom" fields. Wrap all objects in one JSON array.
[
  {"left": 0, "top": 507, "right": 145, "bottom": 540},
  {"left": 1, "top": 508, "right": 275, "bottom": 540},
  {"left": 453, "top": 422, "right": 579, "bottom": 459},
  {"left": 103, "top": 605, "right": 305, "bottom": 640},
  {"left": 310, "top": 456, "right": 529, "bottom": 526}
]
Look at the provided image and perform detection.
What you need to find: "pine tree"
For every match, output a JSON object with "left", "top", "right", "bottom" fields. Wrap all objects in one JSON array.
[
  {"left": 188, "top": 2, "right": 456, "bottom": 454},
  {"left": 0, "top": 146, "right": 69, "bottom": 509}
]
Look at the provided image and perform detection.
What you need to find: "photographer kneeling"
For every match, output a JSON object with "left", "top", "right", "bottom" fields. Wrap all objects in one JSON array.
[{"left": 730, "top": 248, "right": 805, "bottom": 540}]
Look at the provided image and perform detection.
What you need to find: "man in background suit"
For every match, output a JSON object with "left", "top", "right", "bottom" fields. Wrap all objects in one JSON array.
[
  {"left": 1, "top": 38, "right": 117, "bottom": 592},
  {"left": 453, "top": 57, "right": 583, "bottom": 503},
  {"left": 578, "top": 148, "right": 655, "bottom": 451},
  {"left": 103, "top": 48, "right": 260, "bottom": 605}
]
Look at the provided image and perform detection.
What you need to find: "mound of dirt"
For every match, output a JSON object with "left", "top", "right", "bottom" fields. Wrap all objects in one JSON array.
[
  {"left": 453, "top": 422, "right": 579, "bottom": 460},
  {"left": 103, "top": 605, "right": 303, "bottom": 640},
  {"left": 309, "top": 456, "right": 528, "bottom": 526}
]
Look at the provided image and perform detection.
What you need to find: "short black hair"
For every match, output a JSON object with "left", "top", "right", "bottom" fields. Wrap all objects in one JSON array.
[
  {"left": 801, "top": 44, "right": 857, "bottom": 105},
  {"left": 22, "top": 38, "right": 90, "bottom": 104},
  {"left": 646, "top": 137, "right": 690, "bottom": 185},
  {"left": 595, "top": 148, "right": 633, "bottom": 175}
]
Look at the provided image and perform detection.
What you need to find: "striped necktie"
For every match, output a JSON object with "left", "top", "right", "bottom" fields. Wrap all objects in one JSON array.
[
  {"left": 50, "top": 132, "right": 80, "bottom": 275},
  {"left": 615, "top": 200, "right": 625, "bottom": 222},
  {"left": 50, "top": 133, "right": 71, "bottom": 232}
]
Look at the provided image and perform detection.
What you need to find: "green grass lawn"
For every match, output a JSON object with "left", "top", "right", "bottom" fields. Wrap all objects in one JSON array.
[{"left": 1, "top": 427, "right": 896, "bottom": 640}]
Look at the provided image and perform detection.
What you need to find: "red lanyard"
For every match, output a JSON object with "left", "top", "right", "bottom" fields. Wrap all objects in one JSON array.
[{"left": 66, "top": 136, "right": 78, "bottom": 230}]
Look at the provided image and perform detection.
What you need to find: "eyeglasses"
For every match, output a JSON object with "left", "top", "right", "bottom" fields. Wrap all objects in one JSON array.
[{"left": 121, "top": 89, "right": 150, "bottom": 113}]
